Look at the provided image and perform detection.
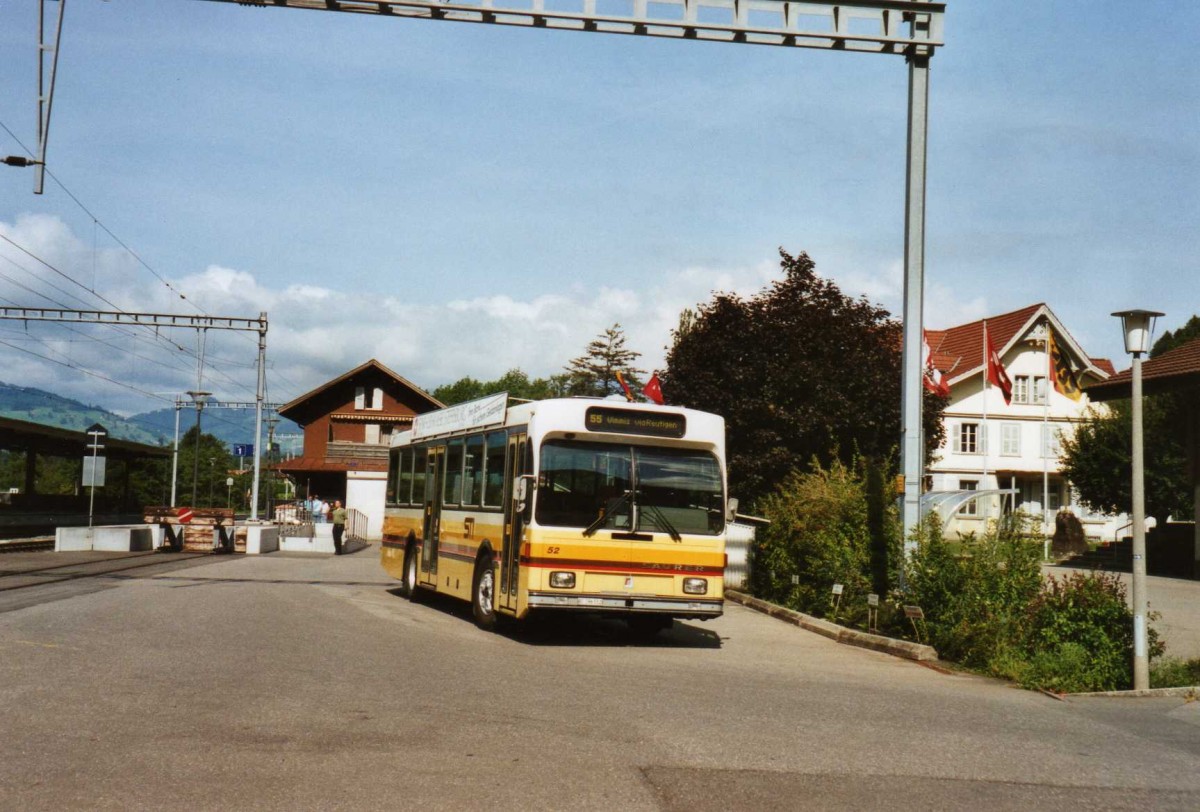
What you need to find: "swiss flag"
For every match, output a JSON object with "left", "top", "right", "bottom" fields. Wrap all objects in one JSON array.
[
  {"left": 985, "top": 324, "right": 1013, "bottom": 405},
  {"left": 923, "top": 332, "right": 950, "bottom": 397},
  {"left": 642, "top": 372, "right": 665, "bottom": 405}
]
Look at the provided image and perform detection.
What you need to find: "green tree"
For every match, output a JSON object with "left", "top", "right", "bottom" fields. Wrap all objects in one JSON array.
[
  {"left": 564, "top": 324, "right": 646, "bottom": 398},
  {"left": 1060, "top": 314, "right": 1198, "bottom": 520},
  {"left": 432, "top": 368, "right": 569, "bottom": 406},
  {"left": 176, "top": 425, "right": 235, "bottom": 508},
  {"left": 663, "top": 249, "right": 947, "bottom": 507}
]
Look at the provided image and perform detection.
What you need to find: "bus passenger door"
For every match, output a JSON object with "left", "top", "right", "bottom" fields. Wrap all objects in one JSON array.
[
  {"left": 421, "top": 446, "right": 444, "bottom": 585},
  {"left": 500, "top": 433, "right": 528, "bottom": 614}
]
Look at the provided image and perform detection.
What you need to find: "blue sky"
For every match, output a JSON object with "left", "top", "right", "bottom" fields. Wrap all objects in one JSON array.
[{"left": 1, "top": 1, "right": 1197, "bottom": 415}]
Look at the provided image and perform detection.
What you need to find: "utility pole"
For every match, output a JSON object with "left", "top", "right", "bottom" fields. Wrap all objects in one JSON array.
[{"left": 0, "top": 308, "right": 270, "bottom": 516}]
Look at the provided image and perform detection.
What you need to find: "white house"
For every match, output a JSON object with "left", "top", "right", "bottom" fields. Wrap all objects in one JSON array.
[{"left": 926, "top": 303, "right": 1127, "bottom": 540}]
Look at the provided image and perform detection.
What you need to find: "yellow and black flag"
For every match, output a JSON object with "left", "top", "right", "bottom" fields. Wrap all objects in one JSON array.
[{"left": 1047, "top": 331, "right": 1082, "bottom": 401}]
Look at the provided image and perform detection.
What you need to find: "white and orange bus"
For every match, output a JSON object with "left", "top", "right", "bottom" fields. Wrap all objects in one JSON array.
[{"left": 380, "top": 394, "right": 730, "bottom": 634}]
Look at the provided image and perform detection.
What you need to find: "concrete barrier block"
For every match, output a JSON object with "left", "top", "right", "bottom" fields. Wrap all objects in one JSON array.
[
  {"left": 244, "top": 524, "right": 279, "bottom": 555},
  {"left": 55, "top": 527, "right": 92, "bottom": 551}
]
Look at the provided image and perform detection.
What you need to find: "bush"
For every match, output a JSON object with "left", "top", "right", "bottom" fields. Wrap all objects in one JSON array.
[
  {"left": 752, "top": 459, "right": 875, "bottom": 617},
  {"left": 1023, "top": 571, "right": 1163, "bottom": 692},
  {"left": 1151, "top": 657, "right": 1200, "bottom": 688},
  {"left": 904, "top": 516, "right": 1042, "bottom": 668}
]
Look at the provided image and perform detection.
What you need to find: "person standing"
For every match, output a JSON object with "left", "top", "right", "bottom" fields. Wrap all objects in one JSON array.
[{"left": 331, "top": 500, "right": 347, "bottom": 555}]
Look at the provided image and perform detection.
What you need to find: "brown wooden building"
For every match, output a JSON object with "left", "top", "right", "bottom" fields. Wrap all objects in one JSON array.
[{"left": 275, "top": 360, "right": 442, "bottom": 528}]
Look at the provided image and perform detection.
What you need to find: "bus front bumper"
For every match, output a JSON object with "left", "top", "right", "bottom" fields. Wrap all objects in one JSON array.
[{"left": 526, "top": 592, "right": 723, "bottom": 619}]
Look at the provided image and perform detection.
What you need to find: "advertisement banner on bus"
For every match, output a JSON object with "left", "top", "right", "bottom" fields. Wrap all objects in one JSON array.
[{"left": 412, "top": 392, "right": 508, "bottom": 440}]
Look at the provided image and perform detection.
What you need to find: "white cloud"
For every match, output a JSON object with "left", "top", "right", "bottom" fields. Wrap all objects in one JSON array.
[{"left": 0, "top": 215, "right": 992, "bottom": 414}]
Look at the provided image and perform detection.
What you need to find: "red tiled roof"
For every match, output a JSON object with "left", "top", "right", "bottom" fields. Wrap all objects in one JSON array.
[
  {"left": 1090, "top": 358, "right": 1117, "bottom": 377},
  {"left": 928, "top": 304, "right": 1044, "bottom": 377},
  {"left": 1085, "top": 336, "right": 1200, "bottom": 401}
]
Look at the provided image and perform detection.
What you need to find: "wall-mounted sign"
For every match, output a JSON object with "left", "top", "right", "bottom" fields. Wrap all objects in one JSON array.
[{"left": 584, "top": 407, "right": 686, "bottom": 438}]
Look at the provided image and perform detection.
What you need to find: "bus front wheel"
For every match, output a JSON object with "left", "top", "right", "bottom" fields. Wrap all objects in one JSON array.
[
  {"left": 473, "top": 557, "right": 498, "bottom": 631},
  {"left": 402, "top": 543, "right": 420, "bottom": 601}
]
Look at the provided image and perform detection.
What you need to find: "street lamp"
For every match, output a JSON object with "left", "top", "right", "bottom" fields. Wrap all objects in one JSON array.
[{"left": 1112, "top": 308, "right": 1164, "bottom": 691}]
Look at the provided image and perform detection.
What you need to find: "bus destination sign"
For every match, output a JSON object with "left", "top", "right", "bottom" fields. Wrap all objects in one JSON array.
[{"left": 585, "top": 407, "right": 686, "bottom": 439}]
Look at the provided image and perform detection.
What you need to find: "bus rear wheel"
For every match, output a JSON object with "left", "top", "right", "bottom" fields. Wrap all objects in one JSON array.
[{"left": 473, "top": 557, "right": 498, "bottom": 631}]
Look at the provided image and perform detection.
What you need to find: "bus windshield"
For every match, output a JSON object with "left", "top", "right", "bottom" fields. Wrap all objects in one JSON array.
[{"left": 536, "top": 440, "right": 724, "bottom": 536}]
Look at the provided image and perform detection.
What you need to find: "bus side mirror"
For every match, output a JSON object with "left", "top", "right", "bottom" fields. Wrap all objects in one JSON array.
[
  {"left": 726, "top": 497, "right": 739, "bottom": 523},
  {"left": 514, "top": 475, "right": 534, "bottom": 513}
]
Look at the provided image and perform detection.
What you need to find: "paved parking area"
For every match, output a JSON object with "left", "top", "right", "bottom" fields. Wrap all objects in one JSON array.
[{"left": 0, "top": 548, "right": 1196, "bottom": 810}]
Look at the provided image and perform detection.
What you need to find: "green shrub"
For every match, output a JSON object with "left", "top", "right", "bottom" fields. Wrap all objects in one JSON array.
[
  {"left": 903, "top": 517, "right": 1042, "bottom": 668},
  {"left": 1151, "top": 657, "right": 1200, "bottom": 688},
  {"left": 1019, "top": 642, "right": 1100, "bottom": 693},
  {"left": 752, "top": 459, "right": 873, "bottom": 617},
  {"left": 1022, "top": 571, "right": 1162, "bottom": 692}
]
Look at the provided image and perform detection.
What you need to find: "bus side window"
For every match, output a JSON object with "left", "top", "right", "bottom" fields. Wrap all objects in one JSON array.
[
  {"left": 463, "top": 434, "right": 484, "bottom": 507},
  {"left": 397, "top": 448, "right": 413, "bottom": 506},
  {"left": 443, "top": 439, "right": 464, "bottom": 507},
  {"left": 412, "top": 449, "right": 427, "bottom": 505},
  {"left": 387, "top": 448, "right": 400, "bottom": 505},
  {"left": 483, "top": 432, "right": 506, "bottom": 508}
]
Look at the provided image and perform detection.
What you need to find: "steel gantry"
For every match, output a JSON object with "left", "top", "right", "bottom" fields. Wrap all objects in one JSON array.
[
  {"left": 169, "top": 397, "right": 283, "bottom": 510},
  {"left": 25, "top": 0, "right": 944, "bottom": 549},
  {"left": 199, "top": 0, "right": 943, "bottom": 54},
  {"left": 0, "top": 308, "right": 273, "bottom": 521}
]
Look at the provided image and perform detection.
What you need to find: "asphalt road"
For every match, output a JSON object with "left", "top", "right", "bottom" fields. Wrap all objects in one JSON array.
[{"left": 1, "top": 550, "right": 1198, "bottom": 811}]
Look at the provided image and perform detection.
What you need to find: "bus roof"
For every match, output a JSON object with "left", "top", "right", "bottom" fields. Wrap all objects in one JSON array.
[{"left": 391, "top": 396, "right": 723, "bottom": 449}]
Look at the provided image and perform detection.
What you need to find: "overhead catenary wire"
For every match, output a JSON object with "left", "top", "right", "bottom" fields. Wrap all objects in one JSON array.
[
  {"left": 1, "top": 119, "right": 301, "bottom": 400},
  {"left": 0, "top": 242, "right": 260, "bottom": 399}
]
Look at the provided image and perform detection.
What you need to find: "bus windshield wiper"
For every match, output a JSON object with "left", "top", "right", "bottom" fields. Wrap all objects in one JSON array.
[
  {"left": 640, "top": 503, "right": 682, "bottom": 542},
  {"left": 583, "top": 490, "right": 632, "bottom": 537}
]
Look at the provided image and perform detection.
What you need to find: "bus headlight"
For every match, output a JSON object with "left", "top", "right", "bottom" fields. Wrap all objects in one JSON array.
[
  {"left": 683, "top": 578, "right": 708, "bottom": 595},
  {"left": 549, "top": 571, "right": 576, "bottom": 589}
]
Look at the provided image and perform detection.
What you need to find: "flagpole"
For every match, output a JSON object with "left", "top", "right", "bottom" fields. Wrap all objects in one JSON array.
[
  {"left": 981, "top": 321, "right": 990, "bottom": 521},
  {"left": 1043, "top": 325, "right": 1051, "bottom": 538}
]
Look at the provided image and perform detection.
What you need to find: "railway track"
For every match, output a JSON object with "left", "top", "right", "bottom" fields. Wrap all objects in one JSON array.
[
  {"left": 0, "top": 550, "right": 210, "bottom": 593},
  {"left": 0, "top": 537, "right": 55, "bottom": 554}
]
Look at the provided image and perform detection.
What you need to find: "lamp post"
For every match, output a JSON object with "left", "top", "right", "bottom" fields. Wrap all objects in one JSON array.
[{"left": 1112, "top": 308, "right": 1163, "bottom": 691}]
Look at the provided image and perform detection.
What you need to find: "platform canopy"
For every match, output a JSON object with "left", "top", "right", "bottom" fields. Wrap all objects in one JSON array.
[{"left": 0, "top": 416, "right": 169, "bottom": 460}]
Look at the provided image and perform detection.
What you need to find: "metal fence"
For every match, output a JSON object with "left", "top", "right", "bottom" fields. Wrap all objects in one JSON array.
[{"left": 346, "top": 508, "right": 368, "bottom": 543}]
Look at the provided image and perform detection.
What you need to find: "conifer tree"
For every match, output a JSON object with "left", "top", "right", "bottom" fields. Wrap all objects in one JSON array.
[{"left": 564, "top": 324, "right": 646, "bottom": 397}]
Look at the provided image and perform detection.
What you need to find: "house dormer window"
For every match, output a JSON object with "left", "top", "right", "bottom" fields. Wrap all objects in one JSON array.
[
  {"left": 1013, "top": 375, "right": 1047, "bottom": 404},
  {"left": 355, "top": 386, "right": 383, "bottom": 411}
]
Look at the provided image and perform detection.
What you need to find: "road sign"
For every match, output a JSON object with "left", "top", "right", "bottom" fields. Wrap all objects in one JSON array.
[
  {"left": 86, "top": 422, "right": 108, "bottom": 451},
  {"left": 233, "top": 444, "right": 254, "bottom": 458},
  {"left": 82, "top": 456, "right": 106, "bottom": 487},
  {"left": 177, "top": 508, "right": 195, "bottom": 524}
]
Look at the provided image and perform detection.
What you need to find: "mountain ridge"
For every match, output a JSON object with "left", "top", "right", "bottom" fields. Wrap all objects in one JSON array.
[{"left": 0, "top": 381, "right": 300, "bottom": 449}]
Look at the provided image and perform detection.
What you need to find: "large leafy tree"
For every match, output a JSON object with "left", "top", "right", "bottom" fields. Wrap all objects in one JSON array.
[
  {"left": 1061, "top": 314, "right": 1199, "bottom": 521},
  {"left": 564, "top": 324, "right": 646, "bottom": 397},
  {"left": 432, "top": 368, "right": 569, "bottom": 406},
  {"left": 176, "top": 425, "right": 236, "bottom": 508},
  {"left": 662, "top": 249, "right": 946, "bottom": 508}
]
